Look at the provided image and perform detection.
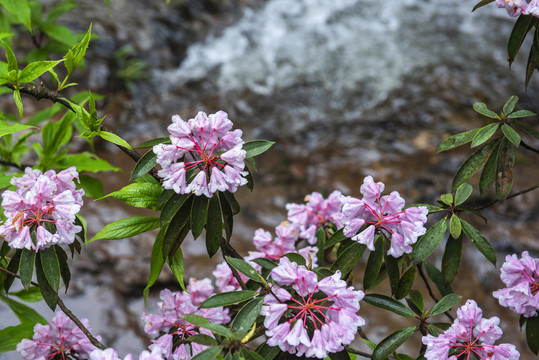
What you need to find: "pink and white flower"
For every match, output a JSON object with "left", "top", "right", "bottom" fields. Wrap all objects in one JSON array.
[{"left": 153, "top": 111, "right": 248, "bottom": 198}]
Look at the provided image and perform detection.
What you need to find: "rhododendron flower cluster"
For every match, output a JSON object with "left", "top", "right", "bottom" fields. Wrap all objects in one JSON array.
[
  {"left": 261, "top": 257, "right": 365, "bottom": 358},
  {"left": 495, "top": 0, "right": 539, "bottom": 17},
  {"left": 286, "top": 190, "right": 343, "bottom": 244},
  {"left": 0, "top": 167, "right": 84, "bottom": 251},
  {"left": 153, "top": 111, "right": 247, "bottom": 198},
  {"left": 89, "top": 347, "right": 164, "bottom": 360},
  {"left": 422, "top": 300, "right": 520, "bottom": 360},
  {"left": 493, "top": 251, "right": 539, "bottom": 318},
  {"left": 17, "top": 311, "right": 100, "bottom": 360},
  {"left": 141, "top": 278, "right": 230, "bottom": 359},
  {"left": 341, "top": 176, "right": 428, "bottom": 258}
]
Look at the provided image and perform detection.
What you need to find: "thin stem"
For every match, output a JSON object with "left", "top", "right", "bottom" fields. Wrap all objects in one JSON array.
[
  {"left": 416, "top": 264, "right": 455, "bottom": 322},
  {"left": 474, "top": 184, "right": 539, "bottom": 210},
  {"left": 0, "top": 265, "right": 106, "bottom": 350}
]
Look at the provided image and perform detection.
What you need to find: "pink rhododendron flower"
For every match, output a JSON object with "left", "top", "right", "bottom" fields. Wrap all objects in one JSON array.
[
  {"left": 341, "top": 176, "right": 428, "bottom": 258},
  {"left": 0, "top": 167, "right": 84, "bottom": 251},
  {"left": 493, "top": 251, "right": 539, "bottom": 318},
  {"left": 141, "top": 278, "right": 230, "bottom": 359},
  {"left": 261, "top": 257, "right": 365, "bottom": 358},
  {"left": 17, "top": 311, "right": 101, "bottom": 360},
  {"left": 153, "top": 111, "right": 248, "bottom": 198},
  {"left": 286, "top": 190, "right": 343, "bottom": 244},
  {"left": 496, "top": 0, "right": 528, "bottom": 16},
  {"left": 422, "top": 300, "right": 520, "bottom": 360}
]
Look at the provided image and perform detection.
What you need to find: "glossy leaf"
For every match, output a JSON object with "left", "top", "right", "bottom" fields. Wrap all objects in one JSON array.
[
  {"left": 471, "top": 123, "right": 499, "bottom": 148},
  {"left": 501, "top": 124, "right": 521, "bottom": 147},
  {"left": 424, "top": 261, "right": 453, "bottom": 297},
  {"left": 495, "top": 137, "right": 515, "bottom": 201},
  {"left": 328, "top": 349, "right": 351, "bottom": 360},
  {"left": 3, "top": 248, "right": 21, "bottom": 292},
  {"left": 19, "top": 248, "right": 35, "bottom": 289},
  {"left": 395, "top": 266, "right": 416, "bottom": 300},
  {"left": 102, "top": 183, "right": 163, "bottom": 210},
  {"left": 385, "top": 252, "right": 400, "bottom": 296},
  {"left": 408, "top": 289, "right": 424, "bottom": 313},
  {"left": 452, "top": 140, "right": 498, "bottom": 192},
  {"left": 449, "top": 215, "right": 462, "bottom": 239},
  {"left": 442, "top": 235, "right": 463, "bottom": 284},
  {"left": 19, "top": 60, "right": 63, "bottom": 83},
  {"left": 136, "top": 136, "right": 171, "bottom": 148},
  {"left": 131, "top": 149, "right": 157, "bottom": 181},
  {"left": 283, "top": 252, "right": 306, "bottom": 266},
  {"left": 55, "top": 246, "right": 71, "bottom": 292},
  {"left": 255, "top": 343, "right": 280, "bottom": 360},
  {"left": 191, "top": 346, "right": 222, "bottom": 360},
  {"left": 472, "top": 0, "right": 495, "bottom": 11},
  {"left": 143, "top": 224, "right": 168, "bottom": 305},
  {"left": 437, "top": 128, "right": 479, "bottom": 153},
  {"left": 461, "top": 219, "right": 496, "bottom": 266},
  {"left": 206, "top": 195, "right": 223, "bottom": 258},
  {"left": 191, "top": 196, "right": 209, "bottom": 240},
  {"left": 162, "top": 198, "right": 192, "bottom": 258},
  {"left": 372, "top": 326, "right": 417, "bottom": 360},
  {"left": 161, "top": 193, "right": 190, "bottom": 224},
  {"left": 526, "top": 315, "right": 539, "bottom": 355},
  {"left": 454, "top": 183, "right": 473, "bottom": 206},
  {"left": 226, "top": 256, "right": 262, "bottom": 283},
  {"left": 39, "top": 246, "right": 60, "bottom": 292},
  {"left": 199, "top": 290, "right": 258, "bottom": 309},
  {"left": 0, "top": 0, "right": 32, "bottom": 32},
  {"left": 90, "top": 216, "right": 160, "bottom": 241},
  {"left": 231, "top": 297, "right": 264, "bottom": 336},
  {"left": 331, "top": 241, "right": 365, "bottom": 277},
  {"left": 251, "top": 257, "right": 277, "bottom": 271},
  {"left": 508, "top": 15, "right": 534, "bottom": 65},
  {"left": 241, "top": 349, "right": 265, "bottom": 360},
  {"left": 219, "top": 192, "right": 234, "bottom": 242},
  {"left": 363, "top": 294, "right": 416, "bottom": 317},
  {"left": 413, "top": 217, "right": 447, "bottom": 264},
  {"left": 35, "top": 254, "right": 58, "bottom": 310},
  {"left": 363, "top": 237, "right": 385, "bottom": 290},
  {"left": 0, "top": 324, "right": 34, "bottom": 353},
  {"left": 324, "top": 228, "right": 347, "bottom": 249},
  {"left": 243, "top": 140, "right": 275, "bottom": 158},
  {"left": 479, "top": 139, "right": 500, "bottom": 195},
  {"left": 168, "top": 247, "right": 185, "bottom": 291},
  {"left": 0, "top": 293, "right": 47, "bottom": 325},
  {"left": 0, "top": 120, "right": 34, "bottom": 138},
  {"left": 187, "top": 334, "right": 218, "bottom": 347},
  {"left": 431, "top": 293, "right": 462, "bottom": 316},
  {"left": 99, "top": 131, "right": 133, "bottom": 150}
]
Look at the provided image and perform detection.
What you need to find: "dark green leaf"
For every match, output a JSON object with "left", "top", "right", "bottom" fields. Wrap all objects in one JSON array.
[
  {"left": 19, "top": 248, "right": 35, "bottom": 289},
  {"left": 0, "top": 293, "right": 47, "bottom": 325},
  {"left": 503, "top": 96, "right": 519, "bottom": 115},
  {"left": 191, "top": 196, "right": 209, "bottom": 240},
  {"left": 90, "top": 216, "right": 160, "bottom": 241},
  {"left": 508, "top": 15, "right": 535, "bottom": 65},
  {"left": 472, "top": 103, "right": 498, "bottom": 119},
  {"left": 408, "top": 289, "right": 424, "bottom": 313},
  {"left": 472, "top": 0, "right": 495, "bottom": 12},
  {"left": 243, "top": 140, "right": 275, "bottom": 158},
  {"left": 331, "top": 241, "right": 365, "bottom": 278},
  {"left": 187, "top": 334, "right": 218, "bottom": 346},
  {"left": 99, "top": 131, "right": 133, "bottom": 150},
  {"left": 395, "top": 266, "right": 416, "bottom": 300},
  {"left": 0, "top": 323, "right": 34, "bottom": 352},
  {"left": 479, "top": 139, "right": 500, "bottom": 195},
  {"left": 39, "top": 246, "right": 60, "bottom": 292},
  {"left": 440, "top": 193, "right": 453, "bottom": 206},
  {"left": 3, "top": 248, "right": 21, "bottom": 292},
  {"left": 431, "top": 293, "right": 462, "bottom": 316},
  {"left": 363, "top": 237, "right": 384, "bottom": 290},
  {"left": 520, "top": 315, "right": 528, "bottom": 330},
  {"left": 251, "top": 258, "right": 277, "bottom": 271},
  {"left": 206, "top": 195, "right": 223, "bottom": 258},
  {"left": 102, "top": 183, "right": 163, "bottom": 210},
  {"left": 461, "top": 219, "right": 496, "bottom": 265},
  {"left": 363, "top": 294, "right": 416, "bottom": 317},
  {"left": 131, "top": 149, "right": 157, "bottom": 181},
  {"left": 385, "top": 252, "right": 400, "bottom": 296},
  {"left": 413, "top": 217, "right": 447, "bottom": 264},
  {"left": 437, "top": 128, "right": 479, "bottom": 153},
  {"left": 242, "top": 349, "right": 265, "bottom": 360},
  {"left": 328, "top": 349, "right": 351, "bottom": 360},
  {"left": 136, "top": 137, "right": 171, "bottom": 148},
  {"left": 452, "top": 140, "right": 498, "bottom": 192},
  {"left": 471, "top": 123, "right": 499, "bottom": 148},
  {"left": 161, "top": 193, "right": 191, "bottom": 224},
  {"left": 168, "top": 247, "right": 185, "bottom": 290},
  {"left": 256, "top": 343, "right": 280, "bottom": 360},
  {"left": 442, "top": 235, "right": 463, "bottom": 284},
  {"left": 144, "top": 224, "right": 168, "bottom": 305},
  {"left": 324, "top": 228, "right": 347, "bottom": 249},
  {"left": 501, "top": 124, "right": 521, "bottom": 147},
  {"left": 283, "top": 252, "right": 306, "bottom": 266},
  {"left": 454, "top": 183, "right": 473, "bottom": 206},
  {"left": 35, "top": 254, "right": 58, "bottom": 310},
  {"left": 424, "top": 261, "right": 453, "bottom": 297},
  {"left": 449, "top": 215, "right": 461, "bottom": 239},
  {"left": 495, "top": 138, "right": 515, "bottom": 201},
  {"left": 55, "top": 246, "right": 71, "bottom": 292},
  {"left": 191, "top": 346, "right": 222, "bottom": 360},
  {"left": 231, "top": 297, "right": 264, "bottom": 335},
  {"left": 10, "top": 287, "right": 42, "bottom": 302},
  {"left": 219, "top": 192, "right": 234, "bottom": 242},
  {"left": 199, "top": 290, "right": 258, "bottom": 308},
  {"left": 372, "top": 326, "right": 417, "bottom": 360},
  {"left": 315, "top": 227, "right": 326, "bottom": 266},
  {"left": 226, "top": 256, "right": 262, "bottom": 283}
]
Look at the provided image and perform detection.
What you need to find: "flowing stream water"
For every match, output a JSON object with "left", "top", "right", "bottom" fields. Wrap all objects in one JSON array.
[{"left": 1, "top": 0, "right": 539, "bottom": 358}]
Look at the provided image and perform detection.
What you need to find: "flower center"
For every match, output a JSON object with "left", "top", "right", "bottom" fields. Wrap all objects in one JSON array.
[
  {"left": 176, "top": 127, "right": 227, "bottom": 172},
  {"left": 16, "top": 194, "right": 56, "bottom": 230}
]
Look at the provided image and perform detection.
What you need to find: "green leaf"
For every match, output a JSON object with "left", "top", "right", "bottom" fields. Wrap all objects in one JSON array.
[
  {"left": 472, "top": 102, "right": 498, "bottom": 119},
  {"left": 191, "top": 346, "right": 222, "bottom": 360},
  {"left": 78, "top": 174, "right": 104, "bottom": 199},
  {"left": 283, "top": 252, "right": 306, "bottom": 266},
  {"left": 408, "top": 290, "right": 424, "bottom": 313},
  {"left": 241, "top": 349, "right": 266, "bottom": 360},
  {"left": 58, "top": 152, "right": 120, "bottom": 173},
  {"left": 226, "top": 256, "right": 262, "bottom": 283},
  {"left": 330, "top": 241, "right": 365, "bottom": 277},
  {"left": 395, "top": 266, "right": 416, "bottom": 300},
  {"left": 162, "top": 198, "right": 192, "bottom": 257},
  {"left": 372, "top": 326, "right": 417, "bottom": 360},
  {"left": 431, "top": 293, "right": 462, "bottom": 316},
  {"left": 437, "top": 128, "right": 479, "bottom": 153},
  {"left": 324, "top": 228, "right": 347, "bottom": 249},
  {"left": 0, "top": 323, "right": 34, "bottom": 353},
  {"left": 200, "top": 290, "right": 258, "bottom": 309},
  {"left": 19, "top": 248, "right": 35, "bottom": 289},
  {"left": 251, "top": 257, "right": 278, "bottom": 271},
  {"left": 10, "top": 286, "right": 43, "bottom": 302},
  {"left": 13, "top": 89, "right": 23, "bottom": 119},
  {"left": 503, "top": 96, "right": 519, "bottom": 115},
  {"left": 39, "top": 246, "right": 60, "bottom": 292},
  {"left": 90, "top": 216, "right": 160, "bottom": 241},
  {"left": 508, "top": 110, "right": 536, "bottom": 119},
  {"left": 102, "top": 183, "right": 163, "bottom": 210},
  {"left": 143, "top": 224, "right": 168, "bottom": 305},
  {"left": 479, "top": 139, "right": 500, "bottom": 195},
  {"left": 449, "top": 215, "right": 462, "bottom": 239},
  {"left": 501, "top": 124, "right": 521, "bottom": 147},
  {"left": 243, "top": 140, "right": 275, "bottom": 158},
  {"left": 19, "top": 60, "right": 63, "bottom": 83},
  {"left": 64, "top": 24, "right": 92, "bottom": 77},
  {"left": 136, "top": 136, "right": 171, "bottom": 148},
  {"left": 471, "top": 123, "right": 499, "bottom": 148},
  {"left": 363, "top": 294, "right": 416, "bottom": 317},
  {"left": 219, "top": 192, "right": 234, "bottom": 242},
  {"left": 3, "top": 248, "right": 21, "bottom": 292},
  {"left": 0, "top": 121, "right": 34, "bottom": 139},
  {"left": 206, "top": 195, "right": 223, "bottom": 258},
  {"left": 495, "top": 138, "right": 515, "bottom": 201},
  {"left": 55, "top": 246, "right": 71, "bottom": 292},
  {"left": 255, "top": 343, "right": 280, "bottom": 360},
  {"left": 131, "top": 149, "right": 157, "bottom": 181},
  {"left": 187, "top": 334, "right": 218, "bottom": 347},
  {"left": 508, "top": 15, "right": 535, "bottom": 65},
  {"left": 161, "top": 193, "right": 190, "bottom": 224},
  {"left": 181, "top": 314, "right": 232, "bottom": 338},
  {"left": 191, "top": 195, "right": 209, "bottom": 240},
  {"left": 99, "top": 131, "right": 133, "bottom": 150},
  {"left": 460, "top": 219, "right": 496, "bottom": 266},
  {"left": 35, "top": 254, "right": 58, "bottom": 310},
  {"left": 385, "top": 252, "right": 400, "bottom": 296},
  {"left": 454, "top": 183, "right": 473, "bottom": 206},
  {"left": 363, "top": 237, "right": 385, "bottom": 290},
  {"left": 168, "top": 247, "right": 185, "bottom": 290},
  {"left": 526, "top": 315, "right": 539, "bottom": 355},
  {"left": 231, "top": 297, "right": 264, "bottom": 336},
  {"left": 452, "top": 140, "right": 498, "bottom": 192},
  {"left": 424, "top": 261, "right": 453, "bottom": 297},
  {"left": 0, "top": 0, "right": 32, "bottom": 33},
  {"left": 472, "top": 0, "right": 495, "bottom": 12},
  {"left": 0, "top": 293, "right": 47, "bottom": 325},
  {"left": 413, "top": 217, "right": 447, "bottom": 264},
  {"left": 442, "top": 235, "right": 463, "bottom": 284}
]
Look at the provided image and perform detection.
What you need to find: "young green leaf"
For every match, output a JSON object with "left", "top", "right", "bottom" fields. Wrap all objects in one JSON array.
[
  {"left": 372, "top": 326, "right": 417, "bottom": 360},
  {"left": 99, "top": 131, "right": 133, "bottom": 150},
  {"left": 461, "top": 219, "right": 496, "bottom": 266},
  {"left": 437, "top": 128, "right": 480, "bottom": 153},
  {"left": 243, "top": 140, "right": 275, "bottom": 158},
  {"left": 0, "top": 324, "right": 33, "bottom": 352},
  {"left": 449, "top": 215, "right": 462, "bottom": 239},
  {"left": 413, "top": 217, "right": 447, "bottom": 264},
  {"left": 442, "top": 235, "right": 463, "bottom": 284},
  {"left": 64, "top": 24, "right": 92, "bottom": 77},
  {"left": 0, "top": 293, "right": 47, "bottom": 325},
  {"left": 431, "top": 293, "right": 462, "bottom": 316},
  {"left": 440, "top": 193, "right": 453, "bottom": 206},
  {"left": 501, "top": 124, "right": 521, "bottom": 147},
  {"left": 199, "top": 290, "right": 258, "bottom": 309},
  {"left": 9, "top": 287, "right": 43, "bottom": 302},
  {"left": 102, "top": 183, "right": 163, "bottom": 210},
  {"left": 19, "top": 60, "right": 63, "bottom": 83},
  {"left": 454, "top": 183, "right": 473, "bottom": 206},
  {"left": 90, "top": 216, "right": 160, "bottom": 241},
  {"left": 471, "top": 123, "right": 499, "bottom": 148},
  {"left": 0, "top": 0, "right": 32, "bottom": 33},
  {"left": 363, "top": 294, "right": 416, "bottom": 317}
]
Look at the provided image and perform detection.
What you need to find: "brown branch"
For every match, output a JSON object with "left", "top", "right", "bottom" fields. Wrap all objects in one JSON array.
[
  {"left": 416, "top": 264, "right": 454, "bottom": 323},
  {"left": 0, "top": 265, "right": 106, "bottom": 350},
  {"left": 474, "top": 184, "right": 539, "bottom": 210}
]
